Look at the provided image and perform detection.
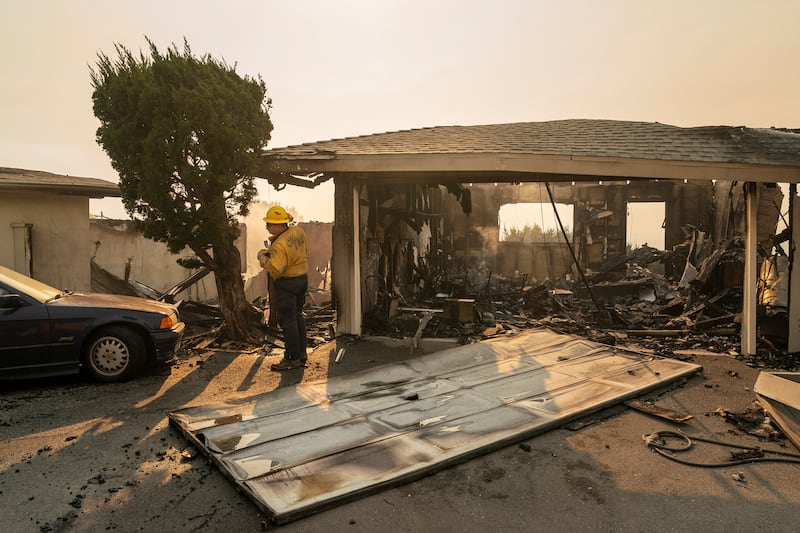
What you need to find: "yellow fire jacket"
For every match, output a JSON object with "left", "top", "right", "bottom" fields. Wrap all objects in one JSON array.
[{"left": 259, "top": 225, "right": 308, "bottom": 278}]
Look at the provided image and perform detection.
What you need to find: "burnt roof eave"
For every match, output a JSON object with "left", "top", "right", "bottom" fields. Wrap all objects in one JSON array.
[{"left": 259, "top": 152, "right": 800, "bottom": 185}]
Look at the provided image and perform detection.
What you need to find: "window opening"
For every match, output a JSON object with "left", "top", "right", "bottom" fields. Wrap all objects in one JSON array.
[
  {"left": 626, "top": 202, "right": 664, "bottom": 250},
  {"left": 499, "top": 202, "right": 572, "bottom": 243}
]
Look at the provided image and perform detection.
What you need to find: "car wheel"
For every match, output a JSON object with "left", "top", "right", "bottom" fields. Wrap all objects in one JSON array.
[{"left": 84, "top": 326, "right": 146, "bottom": 382}]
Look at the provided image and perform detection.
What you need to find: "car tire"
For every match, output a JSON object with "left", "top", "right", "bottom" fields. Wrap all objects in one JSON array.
[{"left": 83, "top": 326, "right": 146, "bottom": 382}]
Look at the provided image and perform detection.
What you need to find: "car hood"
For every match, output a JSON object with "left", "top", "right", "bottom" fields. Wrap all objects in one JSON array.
[{"left": 50, "top": 293, "right": 177, "bottom": 315}]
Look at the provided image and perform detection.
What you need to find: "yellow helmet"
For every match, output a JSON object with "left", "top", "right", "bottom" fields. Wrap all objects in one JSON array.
[{"left": 263, "top": 205, "right": 293, "bottom": 224}]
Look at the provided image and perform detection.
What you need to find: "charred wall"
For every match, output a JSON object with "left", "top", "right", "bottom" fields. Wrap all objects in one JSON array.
[{"left": 359, "top": 183, "right": 445, "bottom": 319}]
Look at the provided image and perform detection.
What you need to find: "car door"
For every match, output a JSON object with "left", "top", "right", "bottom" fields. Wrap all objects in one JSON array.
[{"left": 0, "top": 283, "right": 61, "bottom": 376}]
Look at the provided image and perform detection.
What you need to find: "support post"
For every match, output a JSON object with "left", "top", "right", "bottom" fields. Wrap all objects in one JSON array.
[
  {"left": 351, "top": 183, "right": 362, "bottom": 334},
  {"left": 788, "top": 185, "right": 800, "bottom": 351},
  {"left": 741, "top": 182, "right": 758, "bottom": 356},
  {"left": 332, "top": 177, "right": 362, "bottom": 335}
]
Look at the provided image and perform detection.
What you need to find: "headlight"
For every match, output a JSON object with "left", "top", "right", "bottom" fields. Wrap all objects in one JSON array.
[{"left": 159, "top": 312, "right": 179, "bottom": 329}]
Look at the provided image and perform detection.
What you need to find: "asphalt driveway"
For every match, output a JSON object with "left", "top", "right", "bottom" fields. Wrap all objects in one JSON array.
[{"left": 1, "top": 335, "right": 798, "bottom": 532}]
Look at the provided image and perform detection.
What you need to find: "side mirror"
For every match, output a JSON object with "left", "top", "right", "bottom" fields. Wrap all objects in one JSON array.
[{"left": 0, "top": 294, "right": 24, "bottom": 309}]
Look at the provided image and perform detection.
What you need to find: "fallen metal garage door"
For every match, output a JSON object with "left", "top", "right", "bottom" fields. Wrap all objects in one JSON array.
[{"left": 169, "top": 328, "right": 700, "bottom": 524}]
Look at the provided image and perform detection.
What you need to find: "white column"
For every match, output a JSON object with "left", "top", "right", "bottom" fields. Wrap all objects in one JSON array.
[
  {"left": 332, "top": 178, "right": 362, "bottom": 336},
  {"left": 741, "top": 182, "right": 758, "bottom": 356}
]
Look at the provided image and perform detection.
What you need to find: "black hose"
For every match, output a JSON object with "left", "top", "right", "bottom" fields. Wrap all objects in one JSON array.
[{"left": 643, "top": 429, "right": 800, "bottom": 467}]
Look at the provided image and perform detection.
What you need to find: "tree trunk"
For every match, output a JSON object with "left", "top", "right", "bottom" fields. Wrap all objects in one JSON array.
[{"left": 212, "top": 240, "right": 254, "bottom": 341}]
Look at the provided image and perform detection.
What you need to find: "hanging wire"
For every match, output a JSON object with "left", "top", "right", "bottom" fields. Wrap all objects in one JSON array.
[{"left": 544, "top": 182, "right": 602, "bottom": 312}]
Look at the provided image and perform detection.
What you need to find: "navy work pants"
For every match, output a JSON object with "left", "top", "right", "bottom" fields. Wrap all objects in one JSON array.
[{"left": 273, "top": 274, "right": 308, "bottom": 360}]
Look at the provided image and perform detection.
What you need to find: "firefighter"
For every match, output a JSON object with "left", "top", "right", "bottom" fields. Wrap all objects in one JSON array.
[{"left": 257, "top": 205, "right": 309, "bottom": 370}]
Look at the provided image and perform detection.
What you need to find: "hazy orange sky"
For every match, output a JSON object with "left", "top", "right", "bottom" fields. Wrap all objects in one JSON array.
[{"left": 2, "top": 0, "right": 799, "bottom": 222}]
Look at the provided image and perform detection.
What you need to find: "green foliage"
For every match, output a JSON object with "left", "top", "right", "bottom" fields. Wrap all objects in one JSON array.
[
  {"left": 176, "top": 257, "right": 205, "bottom": 270},
  {"left": 502, "top": 224, "right": 569, "bottom": 243},
  {"left": 90, "top": 37, "right": 273, "bottom": 256}
]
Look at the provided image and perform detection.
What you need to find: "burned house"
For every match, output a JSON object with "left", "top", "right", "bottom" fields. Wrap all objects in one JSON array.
[
  {"left": 259, "top": 119, "right": 800, "bottom": 355},
  {"left": 166, "top": 119, "right": 800, "bottom": 524}
]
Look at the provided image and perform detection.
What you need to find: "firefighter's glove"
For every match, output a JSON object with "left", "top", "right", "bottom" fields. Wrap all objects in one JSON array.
[{"left": 257, "top": 248, "right": 270, "bottom": 266}]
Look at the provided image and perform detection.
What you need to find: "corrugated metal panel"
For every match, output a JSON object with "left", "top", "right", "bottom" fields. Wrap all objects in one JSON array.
[{"left": 169, "top": 328, "right": 700, "bottom": 524}]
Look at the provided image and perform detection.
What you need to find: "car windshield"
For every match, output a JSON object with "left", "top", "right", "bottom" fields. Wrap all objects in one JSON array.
[{"left": 0, "top": 266, "right": 62, "bottom": 303}]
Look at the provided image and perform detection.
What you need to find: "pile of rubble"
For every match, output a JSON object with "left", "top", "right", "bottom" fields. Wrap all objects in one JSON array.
[
  {"left": 174, "top": 298, "right": 336, "bottom": 355},
  {"left": 363, "top": 239, "right": 798, "bottom": 371}
]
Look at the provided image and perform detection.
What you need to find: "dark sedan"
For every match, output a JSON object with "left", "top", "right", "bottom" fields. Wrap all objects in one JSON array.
[{"left": 0, "top": 265, "right": 185, "bottom": 382}]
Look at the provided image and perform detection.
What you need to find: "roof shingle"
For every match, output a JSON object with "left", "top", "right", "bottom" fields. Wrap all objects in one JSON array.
[
  {"left": 263, "top": 119, "right": 800, "bottom": 167},
  {"left": 0, "top": 167, "right": 120, "bottom": 197}
]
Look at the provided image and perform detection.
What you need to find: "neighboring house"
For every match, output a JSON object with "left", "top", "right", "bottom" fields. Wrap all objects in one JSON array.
[
  {"left": 0, "top": 167, "right": 120, "bottom": 290},
  {"left": 258, "top": 119, "right": 800, "bottom": 353}
]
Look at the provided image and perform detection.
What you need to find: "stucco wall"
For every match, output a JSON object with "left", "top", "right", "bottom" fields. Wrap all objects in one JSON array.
[
  {"left": 0, "top": 191, "right": 90, "bottom": 290},
  {"left": 90, "top": 220, "right": 263, "bottom": 303},
  {"left": 90, "top": 220, "right": 217, "bottom": 301}
]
